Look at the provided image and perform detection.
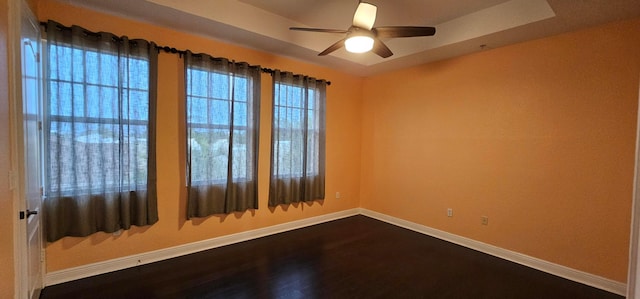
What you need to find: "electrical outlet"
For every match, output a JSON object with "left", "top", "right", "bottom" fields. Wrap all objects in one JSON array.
[
  {"left": 447, "top": 208, "right": 453, "bottom": 217},
  {"left": 335, "top": 192, "right": 341, "bottom": 199},
  {"left": 481, "top": 216, "right": 489, "bottom": 225}
]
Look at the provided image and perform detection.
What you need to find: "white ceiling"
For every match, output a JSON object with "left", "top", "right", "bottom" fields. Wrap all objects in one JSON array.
[{"left": 61, "top": 0, "right": 640, "bottom": 76}]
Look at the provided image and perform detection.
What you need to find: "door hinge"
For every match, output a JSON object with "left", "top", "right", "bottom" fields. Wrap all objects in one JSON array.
[
  {"left": 36, "top": 52, "right": 40, "bottom": 63},
  {"left": 38, "top": 121, "right": 42, "bottom": 131},
  {"left": 39, "top": 187, "right": 43, "bottom": 197}
]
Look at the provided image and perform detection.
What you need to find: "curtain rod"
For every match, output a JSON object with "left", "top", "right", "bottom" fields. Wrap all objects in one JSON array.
[
  {"left": 39, "top": 21, "right": 331, "bottom": 85},
  {"left": 155, "top": 46, "right": 331, "bottom": 85}
]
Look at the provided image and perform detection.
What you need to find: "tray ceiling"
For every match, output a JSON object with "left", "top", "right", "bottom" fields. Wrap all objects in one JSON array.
[{"left": 62, "top": 0, "right": 640, "bottom": 76}]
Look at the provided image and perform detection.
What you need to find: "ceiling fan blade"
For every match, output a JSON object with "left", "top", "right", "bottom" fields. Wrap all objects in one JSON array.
[
  {"left": 290, "top": 27, "right": 348, "bottom": 34},
  {"left": 371, "top": 38, "right": 393, "bottom": 58},
  {"left": 352, "top": 2, "right": 377, "bottom": 30},
  {"left": 318, "top": 38, "right": 346, "bottom": 56},
  {"left": 373, "top": 26, "right": 436, "bottom": 38}
]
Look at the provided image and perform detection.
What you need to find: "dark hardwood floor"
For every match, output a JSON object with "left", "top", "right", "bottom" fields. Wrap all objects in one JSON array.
[{"left": 40, "top": 215, "right": 624, "bottom": 299}]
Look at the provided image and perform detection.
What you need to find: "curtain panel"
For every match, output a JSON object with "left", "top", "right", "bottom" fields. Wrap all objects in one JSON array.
[
  {"left": 43, "top": 20, "right": 159, "bottom": 242},
  {"left": 269, "top": 70, "right": 326, "bottom": 206},
  {"left": 184, "top": 51, "right": 261, "bottom": 218}
]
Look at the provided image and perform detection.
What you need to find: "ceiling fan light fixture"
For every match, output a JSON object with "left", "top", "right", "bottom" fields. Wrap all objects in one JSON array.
[
  {"left": 345, "top": 34, "right": 374, "bottom": 53},
  {"left": 289, "top": 2, "right": 435, "bottom": 58}
]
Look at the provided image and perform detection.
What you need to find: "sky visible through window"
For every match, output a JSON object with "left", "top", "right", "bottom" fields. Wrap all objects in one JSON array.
[
  {"left": 49, "top": 46, "right": 149, "bottom": 124},
  {"left": 187, "top": 68, "right": 248, "bottom": 127}
]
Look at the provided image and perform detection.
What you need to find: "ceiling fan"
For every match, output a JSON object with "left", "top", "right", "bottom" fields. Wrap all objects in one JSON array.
[{"left": 289, "top": 1, "right": 436, "bottom": 58}]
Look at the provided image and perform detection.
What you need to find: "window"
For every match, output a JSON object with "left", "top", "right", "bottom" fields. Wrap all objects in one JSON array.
[
  {"left": 272, "top": 84, "right": 320, "bottom": 177},
  {"left": 43, "top": 21, "right": 158, "bottom": 242},
  {"left": 185, "top": 52, "right": 260, "bottom": 217},
  {"left": 186, "top": 68, "right": 251, "bottom": 183},
  {"left": 48, "top": 45, "right": 150, "bottom": 194},
  {"left": 269, "top": 71, "right": 326, "bottom": 206}
]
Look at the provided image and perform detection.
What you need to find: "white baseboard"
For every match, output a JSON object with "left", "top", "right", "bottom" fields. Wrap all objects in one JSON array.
[
  {"left": 359, "top": 208, "right": 627, "bottom": 296},
  {"left": 45, "top": 208, "right": 627, "bottom": 296},
  {"left": 45, "top": 208, "right": 360, "bottom": 286}
]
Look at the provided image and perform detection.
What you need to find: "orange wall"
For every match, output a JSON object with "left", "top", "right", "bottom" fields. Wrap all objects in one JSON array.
[
  {"left": 38, "top": 0, "right": 363, "bottom": 272},
  {"left": 361, "top": 18, "right": 640, "bottom": 282},
  {"left": 34, "top": 0, "right": 640, "bottom": 286},
  {"left": 0, "top": 0, "right": 16, "bottom": 297}
]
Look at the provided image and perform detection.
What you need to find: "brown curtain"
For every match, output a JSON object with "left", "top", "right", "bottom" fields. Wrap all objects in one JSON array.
[
  {"left": 43, "top": 20, "right": 158, "bottom": 242},
  {"left": 269, "top": 70, "right": 326, "bottom": 206},
  {"left": 184, "top": 51, "right": 261, "bottom": 218}
]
